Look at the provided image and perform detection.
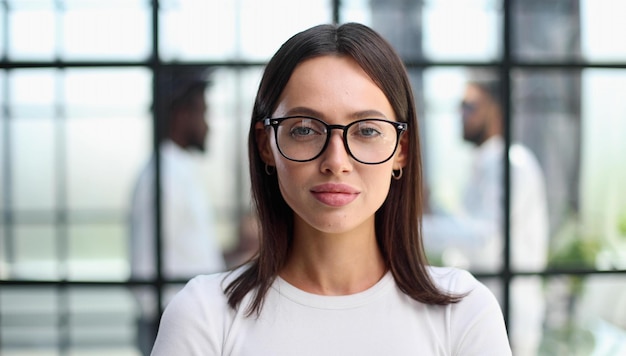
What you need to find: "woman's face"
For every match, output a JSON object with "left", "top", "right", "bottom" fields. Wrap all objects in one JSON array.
[{"left": 257, "top": 55, "right": 407, "bottom": 235}]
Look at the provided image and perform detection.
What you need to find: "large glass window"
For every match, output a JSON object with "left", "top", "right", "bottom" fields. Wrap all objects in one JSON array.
[
  {"left": 1, "top": 1, "right": 625, "bottom": 355},
  {"left": 343, "top": 1, "right": 626, "bottom": 355}
]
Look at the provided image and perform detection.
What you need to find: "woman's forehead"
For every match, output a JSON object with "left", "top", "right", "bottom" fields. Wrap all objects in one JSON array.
[{"left": 275, "top": 56, "right": 394, "bottom": 121}]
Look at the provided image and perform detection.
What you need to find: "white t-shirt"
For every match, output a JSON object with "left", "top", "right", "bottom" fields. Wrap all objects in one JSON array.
[{"left": 151, "top": 266, "right": 511, "bottom": 355}]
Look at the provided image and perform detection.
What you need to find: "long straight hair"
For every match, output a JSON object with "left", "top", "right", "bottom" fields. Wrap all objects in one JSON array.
[{"left": 225, "top": 23, "right": 464, "bottom": 316}]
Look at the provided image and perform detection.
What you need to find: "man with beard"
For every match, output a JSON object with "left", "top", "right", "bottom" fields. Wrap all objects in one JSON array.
[
  {"left": 423, "top": 74, "right": 549, "bottom": 356},
  {"left": 129, "top": 67, "right": 226, "bottom": 355}
]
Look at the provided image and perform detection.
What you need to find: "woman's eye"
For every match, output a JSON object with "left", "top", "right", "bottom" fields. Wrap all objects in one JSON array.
[
  {"left": 291, "top": 126, "right": 316, "bottom": 136},
  {"left": 358, "top": 127, "right": 381, "bottom": 137}
]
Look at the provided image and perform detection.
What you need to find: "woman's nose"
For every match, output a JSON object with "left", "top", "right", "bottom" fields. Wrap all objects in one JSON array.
[{"left": 319, "top": 130, "right": 352, "bottom": 174}]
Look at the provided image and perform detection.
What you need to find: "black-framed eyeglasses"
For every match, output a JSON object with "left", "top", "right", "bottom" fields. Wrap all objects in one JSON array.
[{"left": 263, "top": 116, "right": 407, "bottom": 165}]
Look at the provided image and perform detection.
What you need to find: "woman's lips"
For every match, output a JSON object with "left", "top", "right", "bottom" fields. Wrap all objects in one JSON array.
[{"left": 310, "top": 183, "right": 360, "bottom": 207}]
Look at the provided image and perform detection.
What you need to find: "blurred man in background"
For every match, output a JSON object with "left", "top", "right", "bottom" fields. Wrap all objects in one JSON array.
[
  {"left": 423, "top": 73, "right": 549, "bottom": 356},
  {"left": 129, "top": 67, "right": 226, "bottom": 355}
]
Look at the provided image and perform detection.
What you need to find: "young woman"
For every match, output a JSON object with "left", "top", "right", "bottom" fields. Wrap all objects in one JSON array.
[{"left": 151, "top": 23, "right": 511, "bottom": 355}]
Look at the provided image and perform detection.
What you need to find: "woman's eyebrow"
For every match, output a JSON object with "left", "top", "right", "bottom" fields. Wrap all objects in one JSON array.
[
  {"left": 283, "top": 107, "right": 323, "bottom": 118},
  {"left": 349, "top": 110, "right": 389, "bottom": 119}
]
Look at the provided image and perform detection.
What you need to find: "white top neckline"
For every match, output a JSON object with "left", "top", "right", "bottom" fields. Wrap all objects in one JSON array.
[{"left": 271, "top": 271, "right": 395, "bottom": 310}]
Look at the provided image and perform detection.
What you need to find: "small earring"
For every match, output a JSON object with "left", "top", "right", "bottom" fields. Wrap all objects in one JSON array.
[
  {"left": 392, "top": 168, "right": 403, "bottom": 180},
  {"left": 265, "top": 163, "right": 275, "bottom": 176}
]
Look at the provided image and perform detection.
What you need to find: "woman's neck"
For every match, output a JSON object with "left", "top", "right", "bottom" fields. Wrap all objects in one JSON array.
[{"left": 279, "top": 221, "right": 386, "bottom": 296}]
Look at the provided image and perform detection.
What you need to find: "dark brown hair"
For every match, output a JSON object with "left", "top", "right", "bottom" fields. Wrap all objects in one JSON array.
[{"left": 225, "top": 22, "right": 464, "bottom": 316}]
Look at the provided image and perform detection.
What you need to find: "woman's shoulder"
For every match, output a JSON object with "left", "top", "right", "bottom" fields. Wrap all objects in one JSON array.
[
  {"left": 426, "top": 266, "right": 482, "bottom": 293},
  {"left": 158, "top": 266, "right": 252, "bottom": 329},
  {"left": 174, "top": 266, "right": 247, "bottom": 306},
  {"left": 426, "top": 266, "right": 501, "bottom": 310},
  {"left": 425, "top": 266, "right": 512, "bottom": 354},
  {"left": 151, "top": 267, "right": 247, "bottom": 355}
]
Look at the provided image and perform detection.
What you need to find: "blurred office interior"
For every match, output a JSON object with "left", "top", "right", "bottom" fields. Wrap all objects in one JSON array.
[{"left": 1, "top": 0, "right": 625, "bottom": 355}]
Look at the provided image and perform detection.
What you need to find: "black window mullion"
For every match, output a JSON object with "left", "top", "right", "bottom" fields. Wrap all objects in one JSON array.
[
  {"left": 150, "top": 0, "right": 165, "bottom": 320},
  {"left": 501, "top": 0, "right": 513, "bottom": 328},
  {"left": 332, "top": 0, "right": 340, "bottom": 24}
]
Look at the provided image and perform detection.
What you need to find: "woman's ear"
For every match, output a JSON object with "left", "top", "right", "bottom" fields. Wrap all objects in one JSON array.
[
  {"left": 393, "top": 133, "right": 409, "bottom": 170},
  {"left": 255, "top": 121, "right": 275, "bottom": 165}
]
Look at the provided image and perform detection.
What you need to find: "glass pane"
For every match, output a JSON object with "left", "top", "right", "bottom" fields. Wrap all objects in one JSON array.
[
  {"left": 0, "top": 287, "right": 60, "bottom": 351},
  {"left": 64, "top": 68, "right": 152, "bottom": 211},
  {"left": 511, "top": 276, "right": 546, "bottom": 356},
  {"left": 238, "top": 0, "right": 331, "bottom": 60},
  {"left": 61, "top": 2, "right": 150, "bottom": 60},
  {"left": 0, "top": 6, "right": 5, "bottom": 58},
  {"left": 67, "top": 115, "right": 150, "bottom": 211},
  {"left": 0, "top": 226, "right": 7, "bottom": 280},
  {"left": 67, "top": 223, "right": 127, "bottom": 281},
  {"left": 9, "top": 69, "right": 56, "bottom": 118},
  {"left": 0, "top": 285, "right": 141, "bottom": 355},
  {"left": 540, "top": 275, "right": 626, "bottom": 355},
  {"left": 130, "top": 286, "right": 158, "bottom": 356},
  {"left": 342, "top": 0, "right": 502, "bottom": 61},
  {"left": 0, "top": 71, "right": 5, "bottom": 214},
  {"left": 159, "top": 0, "right": 331, "bottom": 61},
  {"left": 8, "top": 68, "right": 57, "bottom": 218},
  {"left": 67, "top": 287, "right": 137, "bottom": 352},
  {"left": 339, "top": 0, "right": 372, "bottom": 24},
  {"left": 581, "top": 0, "right": 626, "bottom": 61},
  {"left": 512, "top": 69, "right": 626, "bottom": 270},
  {"left": 204, "top": 68, "right": 241, "bottom": 219},
  {"left": 512, "top": 69, "right": 579, "bottom": 271},
  {"left": 421, "top": 67, "right": 504, "bottom": 273},
  {"left": 0, "top": 71, "right": 5, "bottom": 279},
  {"left": 514, "top": 0, "right": 626, "bottom": 62},
  {"left": 9, "top": 70, "right": 58, "bottom": 211},
  {"left": 64, "top": 68, "right": 151, "bottom": 117},
  {"left": 207, "top": 67, "right": 262, "bottom": 260},
  {"left": 234, "top": 69, "right": 262, "bottom": 209},
  {"left": 368, "top": 0, "right": 425, "bottom": 61},
  {"left": 8, "top": 2, "right": 56, "bottom": 60},
  {"left": 10, "top": 117, "right": 57, "bottom": 211},
  {"left": 159, "top": 0, "right": 237, "bottom": 61},
  {"left": 580, "top": 69, "right": 626, "bottom": 268},
  {"left": 12, "top": 224, "right": 59, "bottom": 280},
  {"left": 206, "top": 67, "right": 261, "bottom": 216},
  {"left": 421, "top": 0, "right": 501, "bottom": 61}
]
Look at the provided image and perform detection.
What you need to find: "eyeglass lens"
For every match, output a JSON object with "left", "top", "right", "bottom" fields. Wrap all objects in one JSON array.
[{"left": 274, "top": 117, "right": 402, "bottom": 164}]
